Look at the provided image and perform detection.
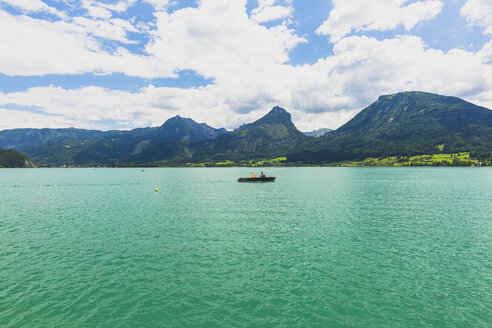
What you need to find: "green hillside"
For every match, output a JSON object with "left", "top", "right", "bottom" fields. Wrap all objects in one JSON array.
[
  {"left": 336, "top": 152, "right": 485, "bottom": 167},
  {"left": 192, "top": 106, "right": 307, "bottom": 161},
  {"left": 0, "top": 148, "right": 36, "bottom": 168},
  {"left": 288, "top": 92, "right": 492, "bottom": 164}
]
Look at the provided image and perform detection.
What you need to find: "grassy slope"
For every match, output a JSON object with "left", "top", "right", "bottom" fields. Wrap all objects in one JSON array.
[
  {"left": 335, "top": 152, "right": 486, "bottom": 167},
  {"left": 125, "top": 153, "right": 489, "bottom": 167},
  {"left": 183, "top": 157, "right": 288, "bottom": 167}
]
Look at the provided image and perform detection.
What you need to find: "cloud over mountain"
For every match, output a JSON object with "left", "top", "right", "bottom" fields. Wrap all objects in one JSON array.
[{"left": 0, "top": 0, "right": 490, "bottom": 131}]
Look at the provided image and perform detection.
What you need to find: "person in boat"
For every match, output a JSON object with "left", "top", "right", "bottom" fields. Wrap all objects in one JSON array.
[
  {"left": 250, "top": 172, "right": 255, "bottom": 178},
  {"left": 260, "top": 171, "right": 265, "bottom": 178}
]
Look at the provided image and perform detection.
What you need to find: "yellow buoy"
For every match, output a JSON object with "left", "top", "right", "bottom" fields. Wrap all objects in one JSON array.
[{"left": 155, "top": 188, "right": 159, "bottom": 192}]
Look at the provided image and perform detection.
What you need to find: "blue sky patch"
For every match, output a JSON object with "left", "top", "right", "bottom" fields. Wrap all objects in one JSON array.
[{"left": 0, "top": 71, "right": 214, "bottom": 93}]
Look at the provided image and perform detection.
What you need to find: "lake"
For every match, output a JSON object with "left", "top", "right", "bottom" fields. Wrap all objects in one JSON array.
[{"left": 0, "top": 168, "right": 491, "bottom": 327}]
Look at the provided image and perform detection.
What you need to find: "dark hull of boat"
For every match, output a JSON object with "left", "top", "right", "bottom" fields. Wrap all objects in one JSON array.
[{"left": 237, "top": 177, "right": 276, "bottom": 182}]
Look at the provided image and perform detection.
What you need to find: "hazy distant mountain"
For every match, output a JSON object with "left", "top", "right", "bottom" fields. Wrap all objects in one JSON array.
[
  {"left": 0, "top": 148, "right": 36, "bottom": 168},
  {"left": 127, "top": 106, "right": 307, "bottom": 164},
  {"left": 232, "top": 123, "right": 248, "bottom": 133},
  {"left": 0, "top": 128, "right": 126, "bottom": 151},
  {"left": 26, "top": 116, "right": 228, "bottom": 166},
  {"left": 303, "top": 128, "right": 332, "bottom": 137},
  {"left": 288, "top": 91, "right": 492, "bottom": 163}
]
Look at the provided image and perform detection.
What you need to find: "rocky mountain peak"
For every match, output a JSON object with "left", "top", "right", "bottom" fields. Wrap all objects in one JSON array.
[{"left": 258, "top": 106, "right": 292, "bottom": 124}]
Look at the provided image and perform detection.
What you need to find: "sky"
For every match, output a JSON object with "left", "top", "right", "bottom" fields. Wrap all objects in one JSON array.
[{"left": 0, "top": 0, "right": 491, "bottom": 131}]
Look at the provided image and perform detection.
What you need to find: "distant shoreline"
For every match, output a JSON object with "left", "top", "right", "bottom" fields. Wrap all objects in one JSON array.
[
  {"left": 21, "top": 165, "right": 490, "bottom": 168},
  {"left": 29, "top": 152, "right": 488, "bottom": 168}
]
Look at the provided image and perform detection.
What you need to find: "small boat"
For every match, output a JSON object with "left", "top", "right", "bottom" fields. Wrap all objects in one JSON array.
[{"left": 237, "top": 176, "right": 276, "bottom": 182}]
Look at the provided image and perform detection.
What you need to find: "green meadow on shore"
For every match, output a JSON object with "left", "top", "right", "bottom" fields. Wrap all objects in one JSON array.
[
  {"left": 184, "top": 157, "right": 288, "bottom": 167},
  {"left": 335, "top": 152, "right": 484, "bottom": 167},
  {"left": 120, "top": 153, "right": 489, "bottom": 167}
]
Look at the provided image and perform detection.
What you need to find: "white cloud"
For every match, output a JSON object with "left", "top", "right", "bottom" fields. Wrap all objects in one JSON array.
[
  {"left": 0, "top": 108, "right": 83, "bottom": 130},
  {"left": 141, "top": 0, "right": 171, "bottom": 11},
  {"left": 72, "top": 16, "right": 139, "bottom": 44},
  {"left": 0, "top": 0, "right": 491, "bottom": 132},
  {"left": 251, "top": 0, "right": 293, "bottom": 23},
  {"left": 79, "top": 0, "right": 137, "bottom": 18},
  {"left": 1, "top": 0, "right": 67, "bottom": 18},
  {"left": 0, "top": 0, "right": 304, "bottom": 78},
  {"left": 303, "top": 35, "right": 492, "bottom": 109},
  {"left": 81, "top": 1, "right": 111, "bottom": 19},
  {"left": 251, "top": 5, "right": 292, "bottom": 23},
  {"left": 76, "top": 1, "right": 144, "bottom": 43},
  {"left": 461, "top": 0, "right": 492, "bottom": 34},
  {"left": 0, "top": 10, "right": 170, "bottom": 77},
  {"left": 1, "top": 34, "right": 491, "bottom": 131},
  {"left": 316, "top": 0, "right": 443, "bottom": 42},
  {"left": 93, "top": 0, "right": 137, "bottom": 13},
  {"left": 145, "top": 0, "right": 305, "bottom": 79},
  {"left": 0, "top": 85, "right": 236, "bottom": 130}
]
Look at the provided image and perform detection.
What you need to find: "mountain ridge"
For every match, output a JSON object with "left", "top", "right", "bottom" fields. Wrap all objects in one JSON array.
[
  {"left": 25, "top": 116, "right": 228, "bottom": 166},
  {"left": 287, "top": 91, "right": 492, "bottom": 163},
  {"left": 9, "top": 91, "right": 492, "bottom": 166},
  {"left": 125, "top": 106, "right": 308, "bottom": 164},
  {"left": 0, "top": 128, "right": 125, "bottom": 151}
]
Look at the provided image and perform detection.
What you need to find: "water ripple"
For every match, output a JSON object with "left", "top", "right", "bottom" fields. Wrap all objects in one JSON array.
[{"left": 0, "top": 168, "right": 491, "bottom": 327}]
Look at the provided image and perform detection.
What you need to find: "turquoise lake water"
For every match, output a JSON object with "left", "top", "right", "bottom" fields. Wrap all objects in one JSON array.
[{"left": 0, "top": 167, "right": 491, "bottom": 327}]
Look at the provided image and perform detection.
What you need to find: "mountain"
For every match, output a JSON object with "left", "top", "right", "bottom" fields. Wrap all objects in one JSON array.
[
  {"left": 26, "top": 116, "right": 228, "bottom": 166},
  {"left": 201, "top": 106, "right": 306, "bottom": 156},
  {"left": 0, "top": 148, "right": 36, "bottom": 168},
  {"left": 288, "top": 91, "right": 492, "bottom": 163},
  {"left": 0, "top": 128, "right": 126, "bottom": 151},
  {"left": 153, "top": 115, "right": 228, "bottom": 141},
  {"left": 126, "top": 106, "right": 307, "bottom": 164},
  {"left": 232, "top": 123, "right": 248, "bottom": 133},
  {"left": 303, "top": 128, "right": 332, "bottom": 137},
  {"left": 14, "top": 92, "right": 492, "bottom": 166}
]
